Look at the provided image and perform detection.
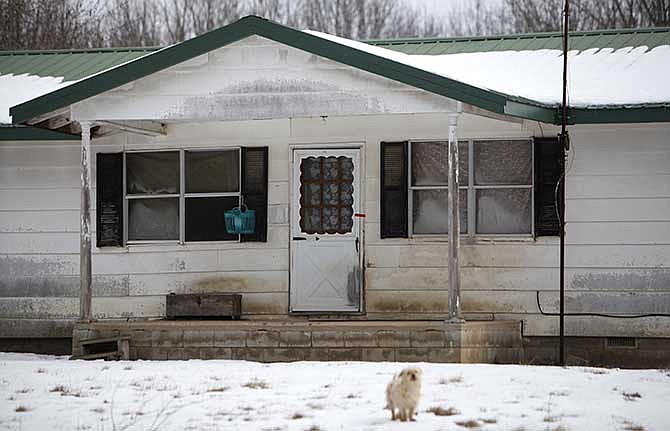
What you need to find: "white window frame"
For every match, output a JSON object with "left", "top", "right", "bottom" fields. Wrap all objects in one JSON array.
[
  {"left": 407, "top": 139, "right": 534, "bottom": 238},
  {"left": 123, "top": 148, "right": 242, "bottom": 245}
]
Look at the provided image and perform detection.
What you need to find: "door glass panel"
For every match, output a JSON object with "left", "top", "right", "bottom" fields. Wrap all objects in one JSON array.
[{"left": 299, "top": 156, "right": 355, "bottom": 234}]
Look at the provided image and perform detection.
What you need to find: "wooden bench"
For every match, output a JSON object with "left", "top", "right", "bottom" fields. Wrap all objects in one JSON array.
[
  {"left": 166, "top": 293, "right": 242, "bottom": 319},
  {"left": 71, "top": 336, "right": 130, "bottom": 360}
]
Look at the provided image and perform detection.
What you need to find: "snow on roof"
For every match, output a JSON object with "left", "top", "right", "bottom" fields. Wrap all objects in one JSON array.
[
  {"left": 0, "top": 73, "right": 75, "bottom": 124},
  {"left": 2, "top": 27, "right": 669, "bottom": 125},
  {"left": 307, "top": 30, "right": 670, "bottom": 108}
]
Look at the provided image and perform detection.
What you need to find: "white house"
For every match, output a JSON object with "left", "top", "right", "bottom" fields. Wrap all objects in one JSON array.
[{"left": 0, "top": 16, "right": 668, "bottom": 366}]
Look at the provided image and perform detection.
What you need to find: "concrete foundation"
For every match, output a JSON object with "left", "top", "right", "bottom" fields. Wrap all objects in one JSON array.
[{"left": 72, "top": 320, "right": 522, "bottom": 364}]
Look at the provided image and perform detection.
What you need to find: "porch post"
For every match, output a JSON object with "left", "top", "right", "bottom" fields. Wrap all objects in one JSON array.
[
  {"left": 79, "top": 121, "right": 93, "bottom": 321},
  {"left": 447, "top": 114, "right": 462, "bottom": 321}
]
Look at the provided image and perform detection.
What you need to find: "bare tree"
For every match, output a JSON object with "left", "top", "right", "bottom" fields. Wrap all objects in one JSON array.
[{"left": 104, "top": 0, "right": 163, "bottom": 47}]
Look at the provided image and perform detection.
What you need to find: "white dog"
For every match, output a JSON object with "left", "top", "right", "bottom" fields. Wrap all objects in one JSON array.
[{"left": 385, "top": 367, "right": 422, "bottom": 421}]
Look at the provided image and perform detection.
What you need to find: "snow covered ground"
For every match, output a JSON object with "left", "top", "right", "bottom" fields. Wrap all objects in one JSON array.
[{"left": 0, "top": 353, "right": 668, "bottom": 431}]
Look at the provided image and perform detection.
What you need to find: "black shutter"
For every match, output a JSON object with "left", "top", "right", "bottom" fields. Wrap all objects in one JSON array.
[
  {"left": 534, "top": 137, "right": 562, "bottom": 236},
  {"left": 241, "top": 147, "right": 269, "bottom": 242},
  {"left": 96, "top": 153, "right": 124, "bottom": 247},
  {"left": 380, "top": 141, "right": 408, "bottom": 238}
]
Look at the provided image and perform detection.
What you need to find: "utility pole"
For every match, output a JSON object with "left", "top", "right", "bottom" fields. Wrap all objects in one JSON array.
[{"left": 559, "top": 0, "right": 570, "bottom": 367}]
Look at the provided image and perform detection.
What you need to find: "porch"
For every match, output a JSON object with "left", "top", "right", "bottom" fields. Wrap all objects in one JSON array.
[{"left": 72, "top": 319, "right": 522, "bottom": 363}]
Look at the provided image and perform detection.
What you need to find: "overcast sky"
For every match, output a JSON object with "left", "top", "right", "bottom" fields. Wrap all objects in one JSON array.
[{"left": 404, "top": 0, "right": 502, "bottom": 16}]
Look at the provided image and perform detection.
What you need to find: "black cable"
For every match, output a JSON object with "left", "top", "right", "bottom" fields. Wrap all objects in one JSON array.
[{"left": 536, "top": 291, "right": 670, "bottom": 319}]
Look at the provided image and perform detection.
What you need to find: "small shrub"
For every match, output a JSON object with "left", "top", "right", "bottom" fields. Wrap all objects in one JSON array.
[
  {"left": 292, "top": 413, "right": 306, "bottom": 420},
  {"left": 15, "top": 406, "right": 30, "bottom": 412},
  {"left": 544, "top": 415, "right": 558, "bottom": 423},
  {"left": 481, "top": 418, "right": 497, "bottom": 424},
  {"left": 427, "top": 406, "right": 460, "bottom": 416}
]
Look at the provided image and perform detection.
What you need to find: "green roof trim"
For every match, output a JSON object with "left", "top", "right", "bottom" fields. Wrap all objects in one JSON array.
[
  {"left": 0, "top": 125, "right": 79, "bottom": 141},
  {"left": 6, "top": 16, "right": 670, "bottom": 126},
  {"left": 367, "top": 26, "right": 670, "bottom": 55}
]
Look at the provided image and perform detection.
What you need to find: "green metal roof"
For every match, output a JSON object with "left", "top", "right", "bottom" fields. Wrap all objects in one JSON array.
[
  {"left": 367, "top": 27, "right": 670, "bottom": 55},
  {"left": 2, "top": 17, "right": 669, "bottom": 127},
  {"left": 0, "top": 47, "right": 157, "bottom": 81}
]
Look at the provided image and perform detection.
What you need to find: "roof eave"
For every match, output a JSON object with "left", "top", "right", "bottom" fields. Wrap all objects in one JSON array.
[{"left": 0, "top": 125, "right": 80, "bottom": 141}]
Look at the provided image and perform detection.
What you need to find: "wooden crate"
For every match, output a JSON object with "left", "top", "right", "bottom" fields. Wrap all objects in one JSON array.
[{"left": 166, "top": 293, "right": 242, "bottom": 319}]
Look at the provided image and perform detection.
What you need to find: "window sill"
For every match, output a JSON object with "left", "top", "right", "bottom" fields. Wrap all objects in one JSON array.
[
  {"left": 407, "top": 234, "right": 536, "bottom": 245},
  {"left": 95, "top": 239, "right": 265, "bottom": 254}
]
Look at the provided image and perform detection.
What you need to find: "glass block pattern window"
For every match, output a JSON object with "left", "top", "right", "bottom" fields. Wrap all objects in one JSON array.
[
  {"left": 408, "top": 139, "right": 533, "bottom": 236},
  {"left": 299, "top": 155, "right": 355, "bottom": 234},
  {"left": 125, "top": 149, "right": 240, "bottom": 243}
]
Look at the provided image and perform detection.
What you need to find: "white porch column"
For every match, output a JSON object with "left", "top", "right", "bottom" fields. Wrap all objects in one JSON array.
[
  {"left": 79, "top": 121, "right": 93, "bottom": 321},
  {"left": 447, "top": 114, "right": 462, "bottom": 321}
]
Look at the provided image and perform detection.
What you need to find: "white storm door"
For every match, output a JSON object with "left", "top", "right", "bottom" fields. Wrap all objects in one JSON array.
[{"left": 290, "top": 149, "right": 362, "bottom": 312}]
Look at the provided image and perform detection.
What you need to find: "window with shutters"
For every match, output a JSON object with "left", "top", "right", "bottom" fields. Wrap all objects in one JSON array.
[
  {"left": 125, "top": 149, "right": 241, "bottom": 243},
  {"left": 407, "top": 139, "right": 533, "bottom": 236}
]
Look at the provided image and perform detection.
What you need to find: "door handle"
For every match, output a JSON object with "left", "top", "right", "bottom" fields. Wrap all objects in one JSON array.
[{"left": 292, "top": 237, "right": 307, "bottom": 241}]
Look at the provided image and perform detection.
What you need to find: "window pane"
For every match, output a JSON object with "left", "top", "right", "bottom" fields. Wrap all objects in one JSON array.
[
  {"left": 412, "top": 189, "right": 467, "bottom": 234},
  {"left": 186, "top": 150, "right": 239, "bottom": 193},
  {"left": 412, "top": 141, "right": 468, "bottom": 186},
  {"left": 128, "top": 198, "right": 179, "bottom": 241},
  {"left": 186, "top": 196, "right": 239, "bottom": 242},
  {"left": 126, "top": 152, "right": 179, "bottom": 194},
  {"left": 474, "top": 140, "right": 531, "bottom": 185},
  {"left": 476, "top": 189, "right": 531, "bottom": 234}
]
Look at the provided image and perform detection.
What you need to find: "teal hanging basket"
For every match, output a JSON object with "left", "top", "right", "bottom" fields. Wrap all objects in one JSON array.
[{"left": 224, "top": 205, "right": 256, "bottom": 234}]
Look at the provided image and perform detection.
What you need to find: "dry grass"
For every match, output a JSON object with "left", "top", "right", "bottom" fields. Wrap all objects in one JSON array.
[
  {"left": 207, "top": 387, "right": 230, "bottom": 393},
  {"left": 480, "top": 418, "right": 498, "bottom": 424},
  {"left": 623, "top": 420, "right": 645, "bottom": 431},
  {"left": 242, "top": 379, "right": 270, "bottom": 390},
  {"left": 305, "top": 426, "right": 322, "bottom": 431},
  {"left": 90, "top": 407, "right": 105, "bottom": 414},
  {"left": 455, "top": 419, "right": 481, "bottom": 428},
  {"left": 438, "top": 375, "right": 464, "bottom": 385},
  {"left": 549, "top": 391, "right": 570, "bottom": 397},
  {"left": 15, "top": 388, "right": 32, "bottom": 394},
  {"left": 544, "top": 415, "right": 559, "bottom": 423},
  {"left": 623, "top": 392, "right": 642, "bottom": 401},
  {"left": 427, "top": 406, "right": 460, "bottom": 416},
  {"left": 15, "top": 406, "right": 30, "bottom": 412},
  {"left": 35, "top": 368, "right": 47, "bottom": 374},
  {"left": 291, "top": 413, "right": 306, "bottom": 420}
]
